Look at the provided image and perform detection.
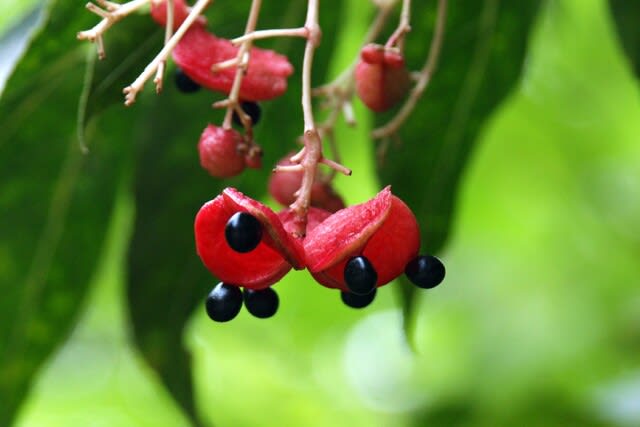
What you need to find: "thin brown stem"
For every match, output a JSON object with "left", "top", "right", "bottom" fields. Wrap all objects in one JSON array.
[
  {"left": 153, "top": 0, "right": 175, "bottom": 92},
  {"left": 386, "top": 0, "right": 411, "bottom": 49},
  {"left": 231, "top": 28, "right": 308, "bottom": 45},
  {"left": 77, "top": 0, "right": 150, "bottom": 59},
  {"left": 221, "top": 0, "right": 262, "bottom": 129},
  {"left": 123, "top": 0, "right": 213, "bottom": 105},
  {"left": 287, "top": 0, "right": 322, "bottom": 236},
  {"left": 306, "top": 4, "right": 391, "bottom": 185}
]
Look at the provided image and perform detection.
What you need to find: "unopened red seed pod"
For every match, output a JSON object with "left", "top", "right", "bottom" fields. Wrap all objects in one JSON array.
[
  {"left": 173, "top": 26, "right": 294, "bottom": 101},
  {"left": 198, "top": 125, "right": 246, "bottom": 178},
  {"left": 355, "top": 43, "right": 411, "bottom": 112}
]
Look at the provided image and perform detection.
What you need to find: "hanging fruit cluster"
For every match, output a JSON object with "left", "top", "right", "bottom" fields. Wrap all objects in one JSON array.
[{"left": 77, "top": 0, "right": 448, "bottom": 321}]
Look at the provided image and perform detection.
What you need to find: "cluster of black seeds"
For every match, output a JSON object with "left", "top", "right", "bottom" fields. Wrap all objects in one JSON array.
[
  {"left": 340, "top": 253, "right": 446, "bottom": 310},
  {"left": 206, "top": 283, "right": 279, "bottom": 322},
  {"left": 341, "top": 255, "right": 378, "bottom": 309},
  {"left": 207, "top": 211, "right": 447, "bottom": 321},
  {"left": 205, "top": 212, "right": 279, "bottom": 322}
]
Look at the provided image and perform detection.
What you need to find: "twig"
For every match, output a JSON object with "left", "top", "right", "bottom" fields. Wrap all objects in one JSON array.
[
  {"left": 77, "top": 0, "right": 150, "bottom": 59},
  {"left": 220, "top": 0, "right": 263, "bottom": 130},
  {"left": 153, "top": 0, "right": 175, "bottom": 93},
  {"left": 306, "top": 4, "right": 391, "bottom": 182},
  {"left": 386, "top": 0, "right": 411, "bottom": 50},
  {"left": 231, "top": 28, "right": 308, "bottom": 45},
  {"left": 123, "top": 0, "right": 213, "bottom": 105}
]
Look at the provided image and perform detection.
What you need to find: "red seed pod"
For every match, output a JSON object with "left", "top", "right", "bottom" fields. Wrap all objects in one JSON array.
[
  {"left": 195, "top": 188, "right": 306, "bottom": 290},
  {"left": 150, "top": 0, "right": 206, "bottom": 29},
  {"left": 304, "top": 187, "right": 420, "bottom": 292},
  {"left": 198, "top": 125, "right": 246, "bottom": 178},
  {"left": 355, "top": 43, "right": 411, "bottom": 112},
  {"left": 360, "top": 43, "right": 385, "bottom": 65},
  {"left": 172, "top": 26, "right": 294, "bottom": 101},
  {"left": 383, "top": 49, "right": 406, "bottom": 69}
]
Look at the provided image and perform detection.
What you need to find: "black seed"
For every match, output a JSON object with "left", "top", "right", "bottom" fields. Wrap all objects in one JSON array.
[
  {"left": 232, "top": 101, "right": 261, "bottom": 127},
  {"left": 174, "top": 68, "right": 201, "bottom": 93},
  {"left": 405, "top": 255, "right": 445, "bottom": 289},
  {"left": 344, "top": 256, "right": 377, "bottom": 295},
  {"left": 225, "top": 212, "right": 262, "bottom": 253},
  {"left": 205, "top": 283, "right": 243, "bottom": 322},
  {"left": 341, "top": 288, "right": 377, "bottom": 309},
  {"left": 244, "top": 288, "right": 279, "bottom": 318}
]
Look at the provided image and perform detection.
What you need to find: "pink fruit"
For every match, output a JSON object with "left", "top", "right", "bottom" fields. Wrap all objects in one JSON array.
[
  {"left": 198, "top": 125, "right": 246, "bottom": 178},
  {"left": 355, "top": 43, "right": 411, "bottom": 112},
  {"left": 172, "top": 25, "right": 294, "bottom": 101}
]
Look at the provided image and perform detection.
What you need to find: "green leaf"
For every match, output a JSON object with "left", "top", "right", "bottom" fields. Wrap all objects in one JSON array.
[
  {"left": 124, "top": 2, "right": 344, "bottom": 423},
  {"left": 374, "top": 0, "right": 542, "bottom": 335},
  {"left": 0, "top": 0, "right": 156, "bottom": 424},
  {"left": 608, "top": 0, "right": 640, "bottom": 75},
  {"left": 0, "top": 0, "right": 41, "bottom": 37}
]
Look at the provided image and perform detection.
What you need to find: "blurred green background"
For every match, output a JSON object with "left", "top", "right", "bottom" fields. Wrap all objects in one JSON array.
[{"left": 1, "top": 0, "right": 639, "bottom": 426}]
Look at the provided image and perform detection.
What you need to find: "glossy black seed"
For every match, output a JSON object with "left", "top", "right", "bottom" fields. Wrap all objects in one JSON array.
[
  {"left": 205, "top": 283, "right": 243, "bottom": 322},
  {"left": 174, "top": 68, "right": 201, "bottom": 93},
  {"left": 341, "top": 288, "right": 377, "bottom": 309},
  {"left": 405, "top": 255, "right": 445, "bottom": 289},
  {"left": 243, "top": 288, "right": 279, "bottom": 318},
  {"left": 225, "top": 212, "right": 262, "bottom": 253},
  {"left": 344, "top": 256, "right": 377, "bottom": 295},
  {"left": 232, "top": 101, "right": 261, "bottom": 127}
]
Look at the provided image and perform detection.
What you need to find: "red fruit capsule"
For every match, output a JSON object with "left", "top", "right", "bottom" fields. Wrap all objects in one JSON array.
[
  {"left": 304, "top": 187, "right": 420, "bottom": 292},
  {"left": 355, "top": 43, "right": 411, "bottom": 112},
  {"left": 195, "top": 188, "right": 305, "bottom": 290},
  {"left": 198, "top": 125, "right": 246, "bottom": 178},
  {"left": 172, "top": 26, "right": 294, "bottom": 101}
]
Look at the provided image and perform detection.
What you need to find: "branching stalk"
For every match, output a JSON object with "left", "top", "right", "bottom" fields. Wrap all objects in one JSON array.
[
  {"left": 123, "top": 0, "right": 213, "bottom": 105},
  {"left": 220, "top": 0, "right": 262, "bottom": 130},
  {"left": 77, "top": 0, "right": 150, "bottom": 59},
  {"left": 373, "top": 0, "right": 447, "bottom": 138}
]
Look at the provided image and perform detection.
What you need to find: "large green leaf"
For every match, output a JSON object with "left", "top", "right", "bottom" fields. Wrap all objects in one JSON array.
[
  {"left": 374, "top": 0, "right": 541, "bottom": 330},
  {"left": 0, "top": 0, "right": 156, "bottom": 424},
  {"left": 609, "top": 0, "right": 640, "bottom": 75},
  {"left": 125, "top": 2, "right": 344, "bottom": 423}
]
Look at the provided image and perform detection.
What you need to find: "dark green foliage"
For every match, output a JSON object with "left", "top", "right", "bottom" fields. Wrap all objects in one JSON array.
[
  {"left": 609, "top": 0, "right": 640, "bottom": 75},
  {"left": 0, "top": 1, "right": 156, "bottom": 425},
  {"left": 376, "top": 0, "right": 541, "bottom": 329}
]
